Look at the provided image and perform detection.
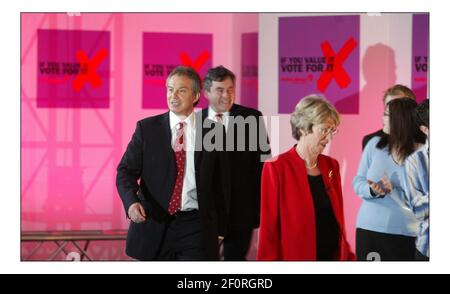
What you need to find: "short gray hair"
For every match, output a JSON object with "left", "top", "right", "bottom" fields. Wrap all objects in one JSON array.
[{"left": 290, "top": 94, "right": 340, "bottom": 140}]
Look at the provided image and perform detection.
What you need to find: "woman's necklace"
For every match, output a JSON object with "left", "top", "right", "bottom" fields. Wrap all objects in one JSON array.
[
  {"left": 296, "top": 147, "right": 318, "bottom": 169},
  {"left": 305, "top": 161, "right": 318, "bottom": 169}
]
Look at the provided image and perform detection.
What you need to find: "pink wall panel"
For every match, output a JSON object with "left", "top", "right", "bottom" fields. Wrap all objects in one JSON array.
[
  {"left": 22, "top": 14, "right": 125, "bottom": 235},
  {"left": 22, "top": 12, "right": 258, "bottom": 260}
]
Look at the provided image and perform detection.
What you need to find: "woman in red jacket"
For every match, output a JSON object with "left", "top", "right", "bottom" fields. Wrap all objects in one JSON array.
[{"left": 257, "top": 94, "right": 355, "bottom": 261}]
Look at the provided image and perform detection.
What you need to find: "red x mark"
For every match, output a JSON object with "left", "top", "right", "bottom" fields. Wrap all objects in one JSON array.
[
  {"left": 180, "top": 51, "right": 210, "bottom": 71},
  {"left": 317, "top": 37, "right": 357, "bottom": 92},
  {"left": 73, "top": 48, "right": 108, "bottom": 92}
]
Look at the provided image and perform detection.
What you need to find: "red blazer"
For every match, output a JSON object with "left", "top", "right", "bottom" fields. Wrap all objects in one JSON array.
[{"left": 257, "top": 147, "right": 355, "bottom": 261}]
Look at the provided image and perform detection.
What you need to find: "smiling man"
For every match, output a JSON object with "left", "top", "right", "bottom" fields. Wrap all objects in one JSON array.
[
  {"left": 116, "top": 66, "right": 229, "bottom": 261},
  {"left": 202, "top": 66, "right": 271, "bottom": 260}
]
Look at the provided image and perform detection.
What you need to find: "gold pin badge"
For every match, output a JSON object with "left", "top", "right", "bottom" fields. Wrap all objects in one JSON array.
[{"left": 328, "top": 170, "right": 333, "bottom": 180}]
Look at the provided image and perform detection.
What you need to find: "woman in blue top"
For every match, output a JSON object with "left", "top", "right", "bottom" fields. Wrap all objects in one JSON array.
[{"left": 353, "top": 98, "right": 426, "bottom": 261}]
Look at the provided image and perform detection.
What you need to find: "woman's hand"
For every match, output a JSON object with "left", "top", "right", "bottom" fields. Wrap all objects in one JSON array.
[{"left": 368, "top": 176, "right": 392, "bottom": 197}]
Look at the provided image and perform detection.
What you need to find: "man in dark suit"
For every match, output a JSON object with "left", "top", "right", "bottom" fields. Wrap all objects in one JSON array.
[
  {"left": 116, "top": 66, "right": 229, "bottom": 261},
  {"left": 362, "top": 84, "right": 417, "bottom": 150},
  {"left": 202, "top": 66, "right": 271, "bottom": 260}
]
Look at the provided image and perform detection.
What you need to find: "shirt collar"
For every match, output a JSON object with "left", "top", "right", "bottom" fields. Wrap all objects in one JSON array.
[
  {"left": 169, "top": 111, "right": 195, "bottom": 130},
  {"left": 208, "top": 106, "right": 230, "bottom": 118}
]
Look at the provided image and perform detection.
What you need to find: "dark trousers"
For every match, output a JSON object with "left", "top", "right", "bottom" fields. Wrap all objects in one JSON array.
[
  {"left": 223, "top": 227, "right": 253, "bottom": 261},
  {"left": 356, "top": 228, "right": 416, "bottom": 261},
  {"left": 155, "top": 210, "right": 207, "bottom": 261}
]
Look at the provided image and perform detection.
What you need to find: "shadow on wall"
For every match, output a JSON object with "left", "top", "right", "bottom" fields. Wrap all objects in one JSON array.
[{"left": 328, "top": 43, "right": 397, "bottom": 251}]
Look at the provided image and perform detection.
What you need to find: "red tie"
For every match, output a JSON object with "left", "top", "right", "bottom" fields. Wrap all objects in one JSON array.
[
  {"left": 215, "top": 113, "right": 224, "bottom": 124},
  {"left": 168, "top": 122, "right": 186, "bottom": 215}
]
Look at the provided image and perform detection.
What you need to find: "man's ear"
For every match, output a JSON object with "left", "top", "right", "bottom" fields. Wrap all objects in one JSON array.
[
  {"left": 193, "top": 92, "right": 201, "bottom": 104},
  {"left": 203, "top": 89, "right": 210, "bottom": 100}
]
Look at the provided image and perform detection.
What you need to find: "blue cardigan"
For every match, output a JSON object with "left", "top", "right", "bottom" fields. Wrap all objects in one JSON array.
[{"left": 353, "top": 137, "right": 418, "bottom": 236}]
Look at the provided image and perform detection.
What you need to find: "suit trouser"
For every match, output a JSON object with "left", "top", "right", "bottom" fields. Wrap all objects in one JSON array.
[
  {"left": 223, "top": 227, "right": 253, "bottom": 261},
  {"left": 155, "top": 210, "right": 207, "bottom": 261}
]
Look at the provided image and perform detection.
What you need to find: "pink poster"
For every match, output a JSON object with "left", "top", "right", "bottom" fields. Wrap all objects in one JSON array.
[
  {"left": 240, "top": 32, "right": 258, "bottom": 109},
  {"left": 412, "top": 14, "right": 429, "bottom": 102},
  {"left": 142, "top": 33, "right": 212, "bottom": 109},
  {"left": 279, "top": 16, "right": 360, "bottom": 114},
  {"left": 37, "top": 29, "right": 110, "bottom": 108}
]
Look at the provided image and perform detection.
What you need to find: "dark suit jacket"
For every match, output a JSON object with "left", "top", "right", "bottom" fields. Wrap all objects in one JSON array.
[
  {"left": 362, "top": 129, "right": 384, "bottom": 150},
  {"left": 116, "top": 111, "right": 229, "bottom": 260},
  {"left": 202, "top": 104, "right": 271, "bottom": 230}
]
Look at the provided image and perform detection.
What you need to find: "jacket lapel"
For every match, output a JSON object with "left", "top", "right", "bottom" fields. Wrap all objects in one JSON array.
[
  {"left": 161, "top": 111, "right": 172, "bottom": 147},
  {"left": 160, "top": 111, "right": 174, "bottom": 152},
  {"left": 194, "top": 111, "right": 204, "bottom": 168},
  {"left": 201, "top": 108, "right": 208, "bottom": 121},
  {"left": 318, "top": 155, "right": 344, "bottom": 232},
  {"left": 159, "top": 112, "right": 176, "bottom": 180},
  {"left": 229, "top": 103, "right": 240, "bottom": 116}
]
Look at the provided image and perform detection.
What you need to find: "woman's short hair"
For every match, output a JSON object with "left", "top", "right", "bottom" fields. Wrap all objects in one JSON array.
[{"left": 290, "top": 94, "right": 340, "bottom": 140}]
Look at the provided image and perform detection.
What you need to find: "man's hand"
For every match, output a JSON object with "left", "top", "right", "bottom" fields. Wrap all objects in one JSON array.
[{"left": 128, "top": 202, "right": 147, "bottom": 223}]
